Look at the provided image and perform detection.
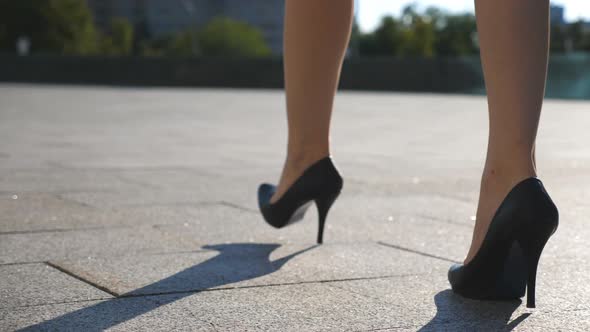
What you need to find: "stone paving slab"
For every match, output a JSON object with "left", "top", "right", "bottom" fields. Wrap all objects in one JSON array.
[
  {"left": 163, "top": 197, "right": 472, "bottom": 262},
  {"left": 2, "top": 295, "right": 209, "bottom": 332},
  {"left": 129, "top": 277, "right": 589, "bottom": 332},
  {"left": 333, "top": 274, "right": 589, "bottom": 329},
  {"left": 2, "top": 85, "right": 590, "bottom": 330},
  {"left": 0, "top": 167, "right": 139, "bottom": 193},
  {"left": 49, "top": 243, "right": 448, "bottom": 296},
  {"left": 0, "top": 192, "right": 92, "bottom": 232},
  {"left": 175, "top": 281, "right": 422, "bottom": 332},
  {"left": 0, "top": 263, "right": 111, "bottom": 309},
  {"left": 6, "top": 281, "right": 425, "bottom": 332},
  {"left": 531, "top": 255, "right": 590, "bottom": 312},
  {"left": 3, "top": 178, "right": 581, "bottom": 267},
  {"left": 0, "top": 194, "right": 200, "bottom": 233},
  {"left": 5, "top": 275, "right": 588, "bottom": 332},
  {"left": 115, "top": 168, "right": 261, "bottom": 207},
  {"left": 0, "top": 226, "right": 200, "bottom": 264},
  {"left": 57, "top": 169, "right": 260, "bottom": 210}
]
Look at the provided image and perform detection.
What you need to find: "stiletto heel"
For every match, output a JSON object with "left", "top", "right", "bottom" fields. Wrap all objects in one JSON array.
[
  {"left": 315, "top": 192, "right": 339, "bottom": 244},
  {"left": 525, "top": 249, "right": 540, "bottom": 308},
  {"left": 258, "top": 157, "right": 343, "bottom": 243},
  {"left": 448, "top": 178, "right": 558, "bottom": 307},
  {"left": 518, "top": 221, "right": 553, "bottom": 308}
]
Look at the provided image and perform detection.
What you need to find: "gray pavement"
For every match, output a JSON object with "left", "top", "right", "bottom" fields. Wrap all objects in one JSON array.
[{"left": 1, "top": 84, "right": 589, "bottom": 331}]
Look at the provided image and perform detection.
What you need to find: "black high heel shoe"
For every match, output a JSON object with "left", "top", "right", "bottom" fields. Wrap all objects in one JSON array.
[
  {"left": 448, "top": 177, "right": 559, "bottom": 308},
  {"left": 258, "top": 157, "right": 343, "bottom": 244}
]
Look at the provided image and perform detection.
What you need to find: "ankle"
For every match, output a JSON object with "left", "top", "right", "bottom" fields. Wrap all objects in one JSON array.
[
  {"left": 285, "top": 148, "right": 330, "bottom": 170},
  {"left": 481, "top": 162, "right": 536, "bottom": 191}
]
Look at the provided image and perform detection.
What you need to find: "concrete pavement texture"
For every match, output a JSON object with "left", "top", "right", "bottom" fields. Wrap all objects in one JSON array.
[{"left": 0, "top": 84, "right": 589, "bottom": 331}]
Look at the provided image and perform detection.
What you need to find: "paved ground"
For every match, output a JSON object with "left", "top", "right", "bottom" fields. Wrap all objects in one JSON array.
[{"left": 0, "top": 84, "right": 589, "bottom": 331}]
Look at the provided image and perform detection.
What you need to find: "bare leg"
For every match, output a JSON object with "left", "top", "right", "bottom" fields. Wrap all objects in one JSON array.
[
  {"left": 465, "top": 0, "right": 550, "bottom": 263},
  {"left": 271, "top": 0, "right": 354, "bottom": 203}
]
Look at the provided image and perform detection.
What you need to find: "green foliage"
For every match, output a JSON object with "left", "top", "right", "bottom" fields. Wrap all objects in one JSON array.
[
  {"left": 139, "top": 31, "right": 198, "bottom": 57},
  {"left": 349, "top": 20, "right": 362, "bottom": 57},
  {"left": 139, "top": 18, "right": 271, "bottom": 58},
  {"left": 0, "top": 0, "right": 99, "bottom": 54},
  {"left": 100, "top": 18, "right": 134, "bottom": 56},
  {"left": 398, "top": 7, "right": 436, "bottom": 57},
  {"left": 356, "top": 5, "right": 590, "bottom": 57},
  {"left": 550, "top": 24, "right": 567, "bottom": 53},
  {"left": 0, "top": 2, "right": 269, "bottom": 58},
  {"left": 430, "top": 10, "right": 478, "bottom": 56},
  {"left": 2, "top": 1, "right": 589, "bottom": 58},
  {"left": 358, "top": 6, "right": 442, "bottom": 58},
  {"left": 549, "top": 22, "right": 590, "bottom": 53},
  {"left": 567, "top": 21, "right": 590, "bottom": 51},
  {"left": 168, "top": 30, "right": 199, "bottom": 56},
  {"left": 362, "top": 16, "right": 404, "bottom": 56},
  {"left": 197, "top": 17, "right": 271, "bottom": 57}
]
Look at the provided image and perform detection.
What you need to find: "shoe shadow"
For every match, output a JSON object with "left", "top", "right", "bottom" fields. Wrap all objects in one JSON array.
[
  {"left": 19, "top": 243, "right": 316, "bottom": 331},
  {"left": 418, "top": 290, "right": 529, "bottom": 331}
]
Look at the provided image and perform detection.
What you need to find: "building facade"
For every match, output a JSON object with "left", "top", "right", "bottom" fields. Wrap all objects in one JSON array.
[
  {"left": 550, "top": 4, "right": 565, "bottom": 26},
  {"left": 86, "top": 0, "right": 285, "bottom": 54}
]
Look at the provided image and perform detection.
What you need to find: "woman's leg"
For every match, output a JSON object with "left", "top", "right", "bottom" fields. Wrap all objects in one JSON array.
[
  {"left": 465, "top": 0, "right": 550, "bottom": 263},
  {"left": 271, "top": 0, "right": 354, "bottom": 203}
]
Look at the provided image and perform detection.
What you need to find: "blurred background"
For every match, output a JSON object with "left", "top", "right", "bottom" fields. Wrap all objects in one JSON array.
[{"left": 0, "top": 0, "right": 589, "bottom": 99}]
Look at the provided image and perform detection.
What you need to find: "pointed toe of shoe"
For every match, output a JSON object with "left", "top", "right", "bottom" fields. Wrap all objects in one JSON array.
[
  {"left": 258, "top": 183, "right": 282, "bottom": 227},
  {"left": 258, "top": 183, "right": 276, "bottom": 208},
  {"left": 447, "top": 263, "right": 464, "bottom": 289}
]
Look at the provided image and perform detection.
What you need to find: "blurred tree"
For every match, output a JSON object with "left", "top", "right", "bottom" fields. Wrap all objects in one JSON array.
[
  {"left": 349, "top": 19, "right": 362, "bottom": 57},
  {"left": 0, "top": 0, "right": 98, "bottom": 54},
  {"left": 357, "top": 7, "right": 475, "bottom": 58},
  {"left": 357, "top": 33, "right": 379, "bottom": 56},
  {"left": 100, "top": 18, "right": 134, "bottom": 56},
  {"left": 139, "top": 30, "right": 197, "bottom": 57},
  {"left": 168, "top": 30, "right": 198, "bottom": 56},
  {"left": 139, "top": 38, "right": 167, "bottom": 57},
  {"left": 550, "top": 24, "right": 567, "bottom": 53},
  {"left": 567, "top": 21, "right": 590, "bottom": 51},
  {"left": 197, "top": 17, "right": 271, "bottom": 57},
  {"left": 398, "top": 6, "right": 436, "bottom": 57},
  {"left": 359, "top": 16, "right": 403, "bottom": 56},
  {"left": 434, "top": 14, "right": 478, "bottom": 56}
]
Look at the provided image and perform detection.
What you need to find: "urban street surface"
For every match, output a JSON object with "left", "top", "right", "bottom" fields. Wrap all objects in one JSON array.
[{"left": 1, "top": 84, "right": 589, "bottom": 331}]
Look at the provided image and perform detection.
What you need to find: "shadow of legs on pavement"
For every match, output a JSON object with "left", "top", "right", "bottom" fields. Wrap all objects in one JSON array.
[
  {"left": 419, "top": 289, "right": 529, "bottom": 331},
  {"left": 19, "top": 243, "right": 317, "bottom": 331}
]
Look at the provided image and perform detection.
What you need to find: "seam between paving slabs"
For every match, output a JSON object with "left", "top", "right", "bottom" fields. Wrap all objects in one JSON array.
[
  {"left": 0, "top": 248, "right": 218, "bottom": 266},
  {"left": 0, "top": 261, "right": 45, "bottom": 267},
  {"left": 52, "top": 197, "right": 256, "bottom": 212},
  {"left": 415, "top": 214, "right": 472, "bottom": 228},
  {"left": 1, "top": 297, "right": 114, "bottom": 310},
  {"left": 0, "top": 224, "right": 137, "bottom": 236},
  {"left": 356, "top": 324, "right": 425, "bottom": 331},
  {"left": 45, "top": 262, "right": 119, "bottom": 297},
  {"left": 1, "top": 298, "right": 153, "bottom": 311},
  {"left": 0, "top": 221, "right": 203, "bottom": 236},
  {"left": 0, "top": 223, "right": 171, "bottom": 236},
  {"left": 116, "top": 274, "right": 422, "bottom": 299},
  {"left": 44, "top": 164, "right": 205, "bottom": 173},
  {"left": 2, "top": 273, "right": 427, "bottom": 310},
  {"left": 326, "top": 282, "right": 388, "bottom": 303},
  {"left": 217, "top": 201, "right": 258, "bottom": 213},
  {"left": 0, "top": 200, "right": 253, "bottom": 236},
  {"left": 41, "top": 261, "right": 424, "bottom": 302},
  {"left": 112, "top": 174, "right": 162, "bottom": 190},
  {"left": 377, "top": 241, "right": 460, "bottom": 264}
]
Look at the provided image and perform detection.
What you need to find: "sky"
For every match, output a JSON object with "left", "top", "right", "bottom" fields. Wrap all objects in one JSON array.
[{"left": 357, "top": 0, "right": 590, "bottom": 32}]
